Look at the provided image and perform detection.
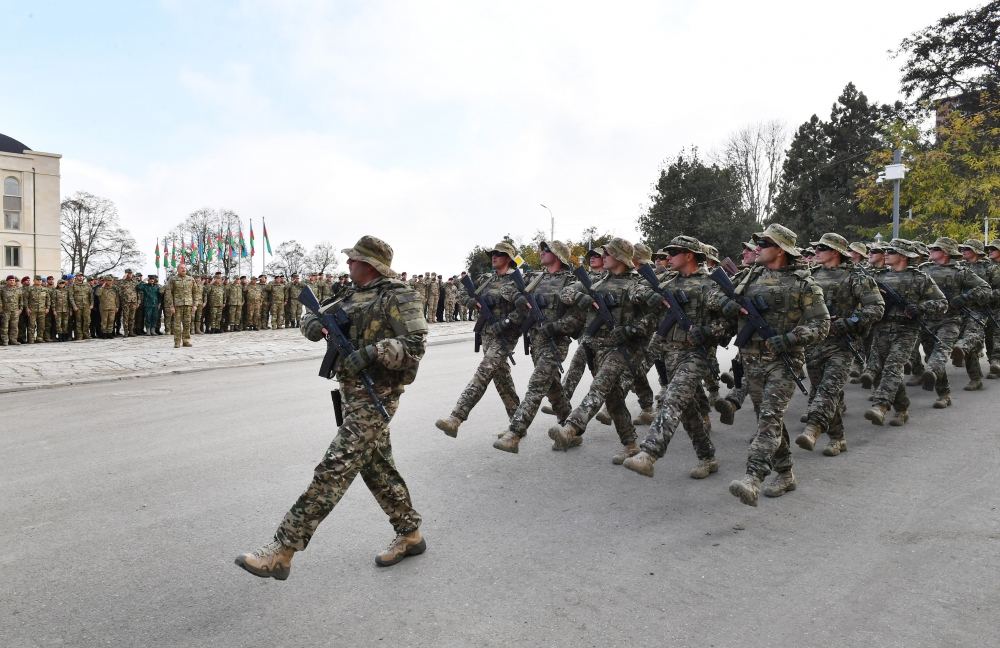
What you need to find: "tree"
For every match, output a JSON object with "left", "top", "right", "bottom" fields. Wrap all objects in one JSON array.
[
  {"left": 714, "top": 120, "right": 787, "bottom": 223},
  {"left": 60, "top": 191, "right": 143, "bottom": 276},
  {"left": 895, "top": 1, "right": 1000, "bottom": 104},
  {"left": 168, "top": 207, "right": 244, "bottom": 277},
  {"left": 266, "top": 240, "right": 307, "bottom": 276},
  {"left": 568, "top": 226, "right": 613, "bottom": 265},
  {"left": 305, "top": 241, "right": 339, "bottom": 275},
  {"left": 463, "top": 245, "right": 492, "bottom": 278},
  {"left": 638, "top": 148, "right": 756, "bottom": 260}
]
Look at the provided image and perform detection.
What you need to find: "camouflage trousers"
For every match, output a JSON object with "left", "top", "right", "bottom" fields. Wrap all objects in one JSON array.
[
  {"left": 269, "top": 303, "right": 283, "bottom": 329},
  {"left": 443, "top": 297, "right": 456, "bottom": 322},
  {"left": 244, "top": 301, "right": 261, "bottom": 329},
  {"left": 54, "top": 311, "right": 69, "bottom": 336},
  {"left": 988, "top": 321, "right": 1000, "bottom": 365},
  {"left": 1, "top": 310, "right": 17, "bottom": 343},
  {"left": 172, "top": 305, "right": 193, "bottom": 344},
  {"left": 227, "top": 305, "right": 243, "bottom": 331},
  {"left": 561, "top": 342, "right": 589, "bottom": 402},
  {"left": 192, "top": 306, "right": 204, "bottom": 333},
  {"left": 275, "top": 384, "right": 420, "bottom": 551},
  {"left": 805, "top": 340, "right": 853, "bottom": 440},
  {"left": 870, "top": 321, "right": 920, "bottom": 411},
  {"left": 742, "top": 350, "right": 801, "bottom": 479},
  {"left": 629, "top": 355, "right": 656, "bottom": 411},
  {"left": 922, "top": 318, "right": 961, "bottom": 397},
  {"left": 163, "top": 309, "right": 173, "bottom": 336},
  {"left": 640, "top": 348, "right": 714, "bottom": 460},
  {"left": 508, "top": 335, "right": 571, "bottom": 436},
  {"left": 30, "top": 310, "right": 47, "bottom": 341},
  {"left": 703, "top": 345, "right": 721, "bottom": 394},
  {"left": 450, "top": 332, "right": 520, "bottom": 421},
  {"left": 426, "top": 294, "right": 438, "bottom": 323},
  {"left": 208, "top": 304, "right": 224, "bottom": 330},
  {"left": 100, "top": 309, "right": 116, "bottom": 336},
  {"left": 565, "top": 342, "right": 638, "bottom": 446},
  {"left": 121, "top": 302, "right": 138, "bottom": 337},
  {"left": 954, "top": 315, "right": 986, "bottom": 380}
]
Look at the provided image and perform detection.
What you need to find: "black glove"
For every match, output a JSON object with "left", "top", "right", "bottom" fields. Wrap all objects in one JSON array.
[
  {"left": 831, "top": 318, "right": 852, "bottom": 336},
  {"left": 514, "top": 294, "right": 530, "bottom": 310},
  {"left": 539, "top": 322, "right": 558, "bottom": 338},
  {"left": 341, "top": 344, "right": 377, "bottom": 375},
  {"left": 766, "top": 332, "right": 796, "bottom": 354},
  {"left": 645, "top": 292, "right": 666, "bottom": 309},
  {"left": 611, "top": 325, "right": 637, "bottom": 346},
  {"left": 487, "top": 319, "right": 508, "bottom": 336},
  {"left": 575, "top": 292, "right": 594, "bottom": 309},
  {"left": 300, "top": 313, "right": 325, "bottom": 342},
  {"left": 904, "top": 303, "right": 921, "bottom": 319},
  {"left": 687, "top": 325, "right": 708, "bottom": 347},
  {"left": 720, "top": 298, "right": 741, "bottom": 319},
  {"left": 951, "top": 294, "right": 968, "bottom": 309}
]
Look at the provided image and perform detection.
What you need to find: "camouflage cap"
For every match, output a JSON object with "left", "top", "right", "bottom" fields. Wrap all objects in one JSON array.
[
  {"left": 986, "top": 239, "right": 1000, "bottom": 251},
  {"left": 959, "top": 239, "right": 985, "bottom": 255},
  {"left": 485, "top": 240, "right": 518, "bottom": 260},
  {"left": 753, "top": 223, "right": 801, "bottom": 257},
  {"left": 541, "top": 240, "right": 573, "bottom": 267},
  {"left": 665, "top": 235, "right": 705, "bottom": 257},
  {"left": 598, "top": 237, "right": 634, "bottom": 266},
  {"left": 929, "top": 236, "right": 960, "bottom": 257},
  {"left": 652, "top": 247, "right": 669, "bottom": 259},
  {"left": 341, "top": 235, "right": 397, "bottom": 278},
  {"left": 703, "top": 244, "right": 720, "bottom": 263},
  {"left": 741, "top": 240, "right": 756, "bottom": 252},
  {"left": 632, "top": 242, "right": 653, "bottom": 264},
  {"left": 886, "top": 238, "right": 919, "bottom": 258},
  {"left": 848, "top": 241, "right": 869, "bottom": 256},
  {"left": 810, "top": 232, "right": 851, "bottom": 257}
]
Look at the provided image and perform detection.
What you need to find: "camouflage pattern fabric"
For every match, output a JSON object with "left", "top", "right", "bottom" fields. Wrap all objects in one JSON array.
[
  {"left": 509, "top": 337, "right": 571, "bottom": 435},
  {"left": 641, "top": 348, "right": 715, "bottom": 460},
  {"left": 97, "top": 285, "right": 119, "bottom": 336},
  {"left": 743, "top": 354, "right": 798, "bottom": 478},
  {"left": 564, "top": 343, "right": 637, "bottom": 446},
  {"left": 286, "top": 281, "right": 304, "bottom": 327},
  {"left": 28, "top": 285, "right": 50, "bottom": 342},
  {"left": 869, "top": 324, "right": 921, "bottom": 411},
  {"left": 244, "top": 283, "right": 263, "bottom": 329},
  {"left": 451, "top": 330, "right": 521, "bottom": 420},
  {"left": 268, "top": 283, "right": 287, "bottom": 329},
  {"left": 68, "top": 281, "right": 92, "bottom": 340},
  {"left": 1, "top": 284, "right": 25, "bottom": 343},
  {"left": 805, "top": 345, "right": 852, "bottom": 439},
  {"left": 561, "top": 343, "right": 589, "bottom": 401},
  {"left": 921, "top": 320, "right": 962, "bottom": 396}
]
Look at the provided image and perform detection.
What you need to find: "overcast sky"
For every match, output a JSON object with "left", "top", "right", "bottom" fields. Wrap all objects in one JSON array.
[{"left": 4, "top": 0, "right": 979, "bottom": 275}]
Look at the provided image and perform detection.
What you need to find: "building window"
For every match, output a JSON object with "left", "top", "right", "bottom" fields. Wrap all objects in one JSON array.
[
  {"left": 4, "top": 244, "right": 21, "bottom": 267},
  {"left": 3, "top": 176, "right": 21, "bottom": 230}
]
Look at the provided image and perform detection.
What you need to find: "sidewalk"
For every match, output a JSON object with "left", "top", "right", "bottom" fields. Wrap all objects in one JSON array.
[{"left": 0, "top": 321, "right": 475, "bottom": 393}]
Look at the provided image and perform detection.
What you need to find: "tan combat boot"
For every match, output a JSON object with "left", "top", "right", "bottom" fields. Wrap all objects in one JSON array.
[
  {"left": 182, "top": 340, "right": 192, "bottom": 347},
  {"left": 963, "top": 379, "right": 983, "bottom": 391},
  {"left": 905, "top": 371, "right": 924, "bottom": 387},
  {"left": 235, "top": 539, "right": 295, "bottom": 580},
  {"left": 864, "top": 403, "right": 890, "bottom": 426},
  {"left": 374, "top": 530, "right": 426, "bottom": 567},
  {"left": 933, "top": 393, "right": 952, "bottom": 409},
  {"left": 548, "top": 423, "right": 581, "bottom": 451},
  {"left": 951, "top": 346, "right": 966, "bottom": 367},
  {"left": 795, "top": 423, "right": 823, "bottom": 451},
  {"left": 860, "top": 373, "right": 875, "bottom": 389},
  {"left": 822, "top": 439, "right": 847, "bottom": 456},
  {"left": 707, "top": 389, "right": 720, "bottom": 407},
  {"left": 763, "top": 470, "right": 797, "bottom": 498},
  {"left": 493, "top": 430, "right": 521, "bottom": 454},
  {"left": 174, "top": 341, "right": 180, "bottom": 348},
  {"left": 888, "top": 410, "right": 909, "bottom": 427},
  {"left": 689, "top": 456, "right": 719, "bottom": 479},
  {"left": 595, "top": 407, "right": 612, "bottom": 425},
  {"left": 988, "top": 361, "right": 1000, "bottom": 379},
  {"left": 623, "top": 451, "right": 656, "bottom": 477},
  {"left": 729, "top": 474, "right": 761, "bottom": 507},
  {"left": 435, "top": 415, "right": 462, "bottom": 438},
  {"left": 611, "top": 442, "right": 640, "bottom": 465},
  {"left": 632, "top": 408, "right": 654, "bottom": 426},
  {"left": 714, "top": 398, "right": 737, "bottom": 426},
  {"left": 540, "top": 405, "right": 556, "bottom": 415},
  {"left": 921, "top": 371, "right": 937, "bottom": 391}
]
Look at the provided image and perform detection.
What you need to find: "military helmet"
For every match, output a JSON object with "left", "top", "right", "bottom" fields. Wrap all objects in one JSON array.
[
  {"left": 341, "top": 235, "right": 397, "bottom": 278},
  {"left": 703, "top": 244, "right": 720, "bottom": 263},
  {"left": 810, "top": 232, "right": 851, "bottom": 257},
  {"left": 848, "top": 241, "right": 868, "bottom": 256},
  {"left": 928, "top": 236, "right": 960, "bottom": 257},
  {"left": 485, "top": 240, "right": 518, "bottom": 260},
  {"left": 959, "top": 239, "right": 985, "bottom": 255},
  {"left": 664, "top": 235, "right": 705, "bottom": 258},
  {"left": 885, "top": 238, "right": 920, "bottom": 258},
  {"left": 598, "top": 237, "right": 634, "bottom": 266},
  {"left": 632, "top": 242, "right": 653, "bottom": 264},
  {"left": 753, "top": 223, "right": 801, "bottom": 257},
  {"left": 541, "top": 240, "right": 573, "bottom": 267}
]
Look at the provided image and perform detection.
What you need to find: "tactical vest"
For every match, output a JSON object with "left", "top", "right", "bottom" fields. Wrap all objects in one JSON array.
[
  {"left": 475, "top": 274, "right": 518, "bottom": 321},
  {"left": 343, "top": 278, "right": 426, "bottom": 386},
  {"left": 877, "top": 268, "right": 929, "bottom": 319},
  {"left": 920, "top": 262, "right": 963, "bottom": 301},
  {"left": 527, "top": 270, "right": 572, "bottom": 322},
  {"left": 658, "top": 269, "right": 715, "bottom": 345},
  {"left": 587, "top": 271, "right": 640, "bottom": 337},
  {"left": 738, "top": 266, "right": 817, "bottom": 338},
  {"left": 810, "top": 265, "right": 858, "bottom": 319}
]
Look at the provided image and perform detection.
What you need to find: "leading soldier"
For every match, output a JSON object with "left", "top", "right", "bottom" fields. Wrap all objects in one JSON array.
[{"left": 236, "top": 235, "right": 428, "bottom": 578}]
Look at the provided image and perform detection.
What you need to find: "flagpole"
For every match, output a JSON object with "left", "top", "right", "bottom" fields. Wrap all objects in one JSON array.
[{"left": 262, "top": 216, "right": 267, "bottom": 277}]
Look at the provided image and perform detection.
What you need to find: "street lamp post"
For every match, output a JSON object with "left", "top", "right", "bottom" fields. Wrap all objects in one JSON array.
[{"left": 540, "top": 203, "right": 553, "bottom": 241}]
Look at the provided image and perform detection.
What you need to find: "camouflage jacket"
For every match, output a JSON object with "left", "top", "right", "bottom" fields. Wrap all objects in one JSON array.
[
  {"left": 643, "top": 267, "right": 728, "bottom": 353},
  {"left": 286, "top": 281, "right": 304, "bottom": 306},
  {"left": 205, "top": 284, "right": 226, "bottom": 307},
  {"left": 810, "top": 263, "right": 885, "bottom": 338},
  {"left": 192, "top": 280, "right": 204, "bottom": 307},
  {"left": 52, "top": 286, "right": 71, "bottom": 312},
  {"left": 563, "top": 269, "right": 647, "bottom": 349},
  {"left": 1, "top": 285, "right": 24, "bottom": 311},
  {"left": 873, "top": 266, "right": 948, "bottom": 323},
  {"left": 919, "top": 261, "right": 991, "bottom": 320},
  {"left": 517, "top": 268, "right": 585, "bottom": 339},
  {"left": 117, "top": 278, "right": 140, "bottom": 304},
  {"left": 28, "top": 285, "right": 51, "bottom": 311},
  {"left": 225, "top": 282, "right": 244, "bottom": 306},
  {"left": 245, "top": 284, "right": 264, "bottom": 304},
  {"left": 97, "top": 285, "right": 119, "bottom": 310},
  {"left": 465, "top": 271, "right": 524, "bottom": 341},
  {"left": 267, "top": 283, "right": 287, "bottom": 308},
  {"left": 728, "top": 265, "right": 830, "bottom": 354},
  {"left": 961, "top": 259, "right": 1000, "bottom": 309},
  {"left": 164, "top": 275, "right": 198, "bottom": 307}
]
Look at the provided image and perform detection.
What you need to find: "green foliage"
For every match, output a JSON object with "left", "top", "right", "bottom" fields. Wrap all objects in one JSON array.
[
  {"left": 638, "top": 148, "right": 756, "bottom": 261},
  {"left": 464, "top": 245, "right": 492, "bottom": 278}
]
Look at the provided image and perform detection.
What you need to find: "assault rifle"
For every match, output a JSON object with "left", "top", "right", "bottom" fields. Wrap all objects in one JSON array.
[
  {"left": 572, "top": 266, "right": 637, "bottom": 368},
  {"left": 709, "top": 267, "right": 808, "bottom": 396},
  {"left": 636, "top": 263, "right": 707, "bottom": 358},
  {"left": 460, "top": 273, "right": 516, "bottom": 365},
  {"left": 856, "top": 267, "right": 942, "bottom": 345},
  {"left": 509, "top": 267, "right": 562, "bottom": 372},
  {"left": 298, "top": 286, "right": 390, "bottom": 423}
]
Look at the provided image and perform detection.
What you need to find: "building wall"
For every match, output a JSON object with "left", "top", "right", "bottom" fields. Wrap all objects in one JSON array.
[{"left": 0, "top": 150, "right": 61, "bottom": 279}]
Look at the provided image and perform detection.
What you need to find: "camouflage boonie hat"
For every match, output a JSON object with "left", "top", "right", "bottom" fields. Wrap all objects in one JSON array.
[
  {"left": 986, "top": 239, "right": 1000, "bottom": 251},
  {"left": 741, "top": 240, "right": 756, "bottom": 252},
  {"left": 886, "top": 238, "right": 919, "bottom": 258},
  {"left": 810, "top": 232, "right": 851, "bottom": 257},
  {"left": 753, "top": 223, "right": 801, "bottom": 257},
  {"left": 599, "top": 237, "right": 634, "bottom": 266},
  {"left": 929, "top": 236, "right": 960, "bottom": 257},
  {"left": 703, "top": 244, "right": 720, "bottom": 263},
  {"left": 665, "top": 235, "right": 705, "bottom": 257},
  {"left": 632, "top": 243, "right": 653, "bottom": 264},
  {"left": 541, "top": 240, "right": 573, "bottom": 267},
  {"left": 959, "top": 239, "right": 985, "bottom": 255},
  {"left": 484, "top": 240, "right": 518, "bottom": 260},
  {"left": 341, "top": 235, "right": 397, "bottom": 278},
  {"left": 848, "top": 241, "right": 868, "bottom": 256}
]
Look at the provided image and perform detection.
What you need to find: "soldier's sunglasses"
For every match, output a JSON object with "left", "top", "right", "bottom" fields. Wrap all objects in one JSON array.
[
  {"left": 927, "top": 246, "right": 943, "bottom": 252},
  {"left": 814, "top": 244, "right": 833, "bottom": 252},
  {"left": 883, "top": 248, "right": 899, "bottom": 255},
  {"left": 664, "top": 248, "right": 687, "bottom": 256},
  {"left": 756, "top": 239, "right": 777, "bottom": 249}
]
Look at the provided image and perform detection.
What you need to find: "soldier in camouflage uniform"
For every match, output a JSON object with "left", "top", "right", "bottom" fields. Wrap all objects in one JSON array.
[
  {"left": 159, "top": 278, "right": 173, "bottom": 336},
  {"left": 916, "top": 237, "right": 991, "bottom": 408},
  {"left": 236, "top": 235, "right": 428, "bottom": 578},
  {"left": 443, "top": 276, "right": 458, "bottom": 322},
  {"left": 117, "top": 269, "right": 140, "bottom": 337},
  {"left": 1, "top": 275, "right": 26, "bottom": 345},
  {"left": 435, "top": 242, "right": 523, "bottom": 438},
  {"left": 901, "top": 241, "right": 933, "bottom": 386},
  {"left": 286, "top": 273, "right": 304, "bottom": 328},
  {"left": 244, "top": 276, "right": 263, "bottom": 330},
  {"left": 722, "top": 224, "right": 830, "bottom": 507},
  {"left": 556, "top": 249, "right": 605, "bottom": 405},
  {"left": 862, "top": 239, "right": 948, "bottom": 426},
  {"left": 205, "top": 275, "right": 226, "bottom": 333},
  {"left": 623, "top": 236, "right": 727, "bottom": 480},
  {"left": 257, "top": 275, "right": 270, "bottom": 329},
  {"left": 163, "top": 264, "right": 198, "bottom": 347},
  {"left": 794, "top": 233, "right": 884, "bottom": 456},
  {"left": 268, "top": 275, "right": 287, "bottom": 329},
  {"left": 28, "top": 276, "right": 51, "bottom": 343},
  {"left": 52, "top": 279, "right": 71, "bottom": 341},
  {"left": 625, "top": 243, "right": 658, "bottom": 426},
  {"left": 425, "top": 273, "right": 440, "bottom": 323},
  {"left": 494, "top": 241, "right": 585, "bottom": 453},
  {"left": 96, "top": 276, "right": 119, "bottom": 339},
  {"left": 548, "top": 238, "right": 650, "bottom": 464},
  {"left": 412, "top": 273, "right": 425, "bottom": 318},
  {"left": 714, "top": 240, "right": 758, "bottom": 425},
  {"left": 986, "top": 240, "right": 1000, "bottom": 378},
  {"left": 952, "top": 240, "right": 1000, "bottom": 390},
  {"left": 190, "top": 276, "right": 205, "bottom": 334},
  {"left": 225, "top": 276, "right": 245, "bottom": 332}
]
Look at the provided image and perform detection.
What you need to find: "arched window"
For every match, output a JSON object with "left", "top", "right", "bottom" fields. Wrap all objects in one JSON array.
[
  {"left": 4, "top": 242, "right": 21, "bottom": 267},
  {"left": 3, "top": 176, "right": 21, "bottom": 230}
]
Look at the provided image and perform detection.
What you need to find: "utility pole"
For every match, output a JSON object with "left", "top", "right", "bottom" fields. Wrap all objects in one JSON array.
[
  {"left": 540, "top": 203, "right": 554, "bottom": 240},
  {"left": 884, "top": 149, "right": 906, "bottom": 239}
]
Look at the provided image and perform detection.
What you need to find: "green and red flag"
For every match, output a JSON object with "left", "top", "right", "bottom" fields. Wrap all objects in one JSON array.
[
  {"left": 263, "top": 219, "right": 272, "bottom": 255},
  {"left": 155, "top": 240, "right": 161, "bottom": 269}
]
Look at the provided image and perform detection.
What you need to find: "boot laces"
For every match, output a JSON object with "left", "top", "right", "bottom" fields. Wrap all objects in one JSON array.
[{"left": 252, "top": 539, "right": 285, "bottom": 559}]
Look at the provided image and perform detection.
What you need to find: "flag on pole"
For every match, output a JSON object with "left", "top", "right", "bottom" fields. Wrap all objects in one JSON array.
[
  {"left": 238, "top": 222, "right": 248, "bottom": 258},
  {"left": 155, "top": 240, "right": 161, "bottom": 269},
  {"left": 180, "top": 234, "right": 186, "bottom": 263},
  {"left": 163, "top": 237, "right": 170, "bottom": 268},
  {"left": 197, "top": 235, "right": 204, "bottom": 261},
  {"left": 216, "top": 232, "right": 223, "bottom": 257},
  {"left": 263, "top": 220, "right": 272, "bottom": 255},
  {"left": 249, "top": 221, "right": 255, "bottom": 257}
]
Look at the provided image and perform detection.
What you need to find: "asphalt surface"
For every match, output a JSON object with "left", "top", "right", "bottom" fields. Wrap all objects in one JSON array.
[{"left": 2, "top": 341, "right": 999, "bottom": 647}]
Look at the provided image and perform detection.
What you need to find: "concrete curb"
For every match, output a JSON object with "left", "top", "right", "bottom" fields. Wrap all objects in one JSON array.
[{"left": 0, "top": 332, "right": 475, "bottom": 395}]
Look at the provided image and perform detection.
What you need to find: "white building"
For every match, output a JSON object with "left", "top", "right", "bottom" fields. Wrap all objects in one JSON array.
[{"left": 1, "top": 133, "right": 61, "bottom": 279}]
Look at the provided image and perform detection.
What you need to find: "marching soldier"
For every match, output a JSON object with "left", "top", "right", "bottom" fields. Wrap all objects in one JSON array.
[{"left": 952, "top": 239, "right": 1000, "bottom": 390}]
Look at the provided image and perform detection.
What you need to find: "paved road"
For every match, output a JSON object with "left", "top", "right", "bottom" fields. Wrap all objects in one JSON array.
[{"left": 2, "top": 342, "right": 998, "bottom": 647}]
